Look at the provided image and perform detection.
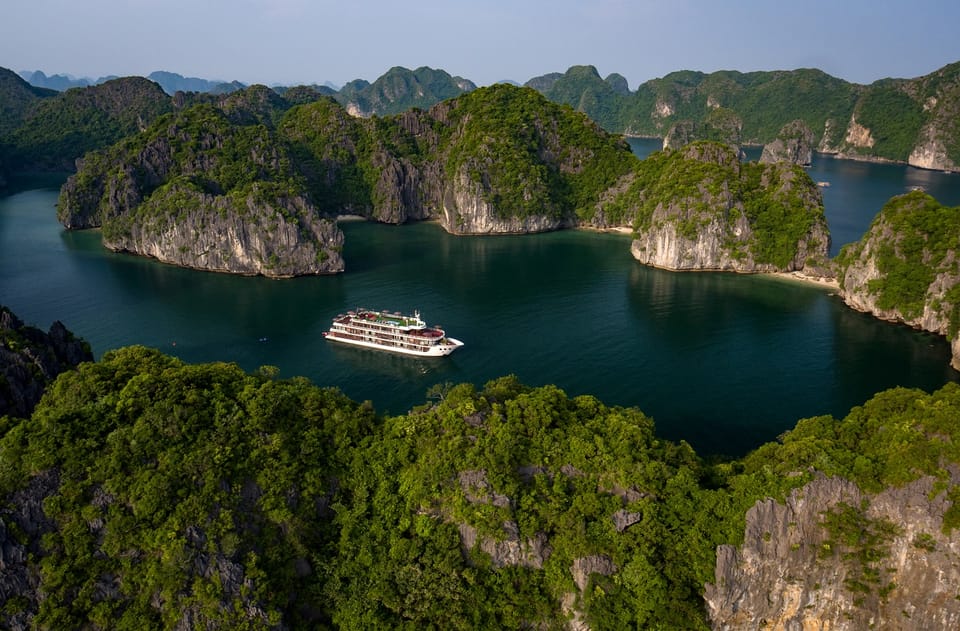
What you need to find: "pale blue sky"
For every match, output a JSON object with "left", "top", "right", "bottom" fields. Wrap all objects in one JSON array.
[{"left": 3, "top": 0, "right": 958, "bottom": 89}]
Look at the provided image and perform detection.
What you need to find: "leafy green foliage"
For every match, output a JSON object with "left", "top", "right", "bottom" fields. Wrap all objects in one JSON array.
[
  {"left": 0, "top": 67, "right": 58, "bottom": 138},
  {"left": 741, "top": 384, "right": 960, "bottom": 493},
  {"left": 9, "top": 77, "right": 173, "bottom": 170},
  {"left": 440, "top": 84, "right": 638, "bottom": 220},
  {"left": 527, "top": 65, "right": 641, "bottom": 133},
  {"left": 3, "top": 343, "right": 960, "bottom": 628},
  {"left": 278, "top": 97, "right": 383, "bottom": 213},
  {"left": 599, "top": 141, "right": 825, "bottom": 268},
  {"left": 1, "top": 346, "right": 374, "bottom": 628},
  {"left": 622, "top": 68, "right": 860, "bottom": 144},
  {"left": 855, "top": 82, "right": 926, "bottom": 161},
  {"left": 334, "top": 66, "right": 476, "bottom": 116},
  {"left": 837, "top": 191, "right": 960, "bottom": 327}
]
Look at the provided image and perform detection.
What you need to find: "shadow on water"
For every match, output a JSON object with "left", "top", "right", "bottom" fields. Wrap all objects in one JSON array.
[
  {"left": 622, "top": 265, "right": 844, "bottom": 455},
  {"left": 5, "top": 158, "right": 960, "bottom": 457},
  {"left": 829, "top": 302, "right": 959, "bottom": 402}
]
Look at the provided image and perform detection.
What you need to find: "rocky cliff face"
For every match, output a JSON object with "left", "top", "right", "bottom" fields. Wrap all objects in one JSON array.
[
  {"left": 57, "top": 104, "right": 346, "bottom": 277},
  {"left": 837, "top": 191, "right": 960, "bottom": 369},
  {"left": 662, "top": 108, "right": 743, "bottom": 154},
  {"left": 103, "top": 185, "right": 344, "bottom": 277},
  {"left": 630, "top": 202, "right": 753, "bottom": 271},
  {"left": 706, "top": 474, "right": 960, "bottom": 630},
  {"left": 628, "top": 142, "right": 830, "bottom": 273},
  {"left": 439, "top": 168, "right": 571, "bottom": 234},
  {"left": 760, "top": 119, "right": 815, "bottom": 166},
  {"left": 0, "top": 306, "right": 93, "bottom": 418},
  {"left": 816, "top": 65, "right": 960, "bottom": 172},
  {"left": 899, "top": 66, "right": 960, "bottom": 172},
  {"left": 0, "top": 470, "right": 59, "bottom": 629},
  {"left": 662, "top": 120, "right": 697, "bottom": 150}
]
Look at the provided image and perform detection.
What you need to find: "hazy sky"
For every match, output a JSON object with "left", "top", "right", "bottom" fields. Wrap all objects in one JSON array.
[{"left": 3, "top": 0, "right": 958, "bottom": 89}]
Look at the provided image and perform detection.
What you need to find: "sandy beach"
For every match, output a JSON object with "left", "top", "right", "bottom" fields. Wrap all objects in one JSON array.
[{"left": 767, "top": 270, "right": 839, "bottom": 290}]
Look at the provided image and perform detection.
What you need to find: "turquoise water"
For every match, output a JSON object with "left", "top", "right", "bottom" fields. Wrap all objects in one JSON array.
[{"left": 2, "top": 153, "right": 960, "bottom": 456}]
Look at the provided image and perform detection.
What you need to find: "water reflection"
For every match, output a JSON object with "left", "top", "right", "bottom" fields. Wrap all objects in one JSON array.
[{"left": 5, "top": 155, "right": 960, "bottom": 457}]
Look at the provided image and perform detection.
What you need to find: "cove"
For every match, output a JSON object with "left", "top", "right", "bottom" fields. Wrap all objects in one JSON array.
[{"left": 2, "top": 148, "right": 960, "bottom": 456}]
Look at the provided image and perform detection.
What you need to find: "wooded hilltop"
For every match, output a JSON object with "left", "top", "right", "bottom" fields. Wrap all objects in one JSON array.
[
  {"left": 2, "top": 310, "right": 960, "bottom": 630},
  {"left": 8, "top": 62, "right": 960, "bottom": 172}
]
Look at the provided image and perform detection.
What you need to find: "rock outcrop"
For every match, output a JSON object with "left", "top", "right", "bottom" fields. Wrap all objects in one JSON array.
[
  {"left": 0, "top": 470, "right": 60, "bottom": 628},
  {"left": 102, "top": 184, "right": 344, "bottom": 276},
  {"left": 626, "top": 142, "right": 830, "bottom": 273},
  {"left": 760, "top": 119, "right": 815, "bottom": 165},
  {"left": 59, "top": 83, "right": 636, "bottom": 269},
  {"left": 439, "top": 168, "right": 572, "bottom": 235},
  {"left": 662, "top": 108, "right": 743, "bottom": 154},
  {"left": 0, "top": 306, "right": 92, "bottom": 418},
  {"left": 662, "top": 120, "right": 698, "bottom": 150},
  {"left": 57, "top": 103, "right": 345, "bottom": 277},
  {"left": 706, "top": 474, "right": 960, "bottom": 630},
  {"left": 837, "top": 190, "right": 960, "bottom": 369}
]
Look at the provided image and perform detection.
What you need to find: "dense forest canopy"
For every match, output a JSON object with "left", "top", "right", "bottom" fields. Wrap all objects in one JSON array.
[{"left": 2, "top": 342, "right": 959, "bottom": 629}]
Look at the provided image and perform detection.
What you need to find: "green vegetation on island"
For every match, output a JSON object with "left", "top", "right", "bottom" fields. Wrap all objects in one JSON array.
[
  {"left": 837, "top": 191, "right": 960, "bottom": 335},
  {"left": 6, "top": 60, "right": 960, "bottom": 190},
  {"left": 438, "top": 84, "right": 638, "bottom": 220},
  {"left": 2, "top": 338, "right": 960, "bottom": 629},
  {"left": 596, "top": 141, "right": 828, "bottom": 270},
  {"left": 7, "top": 77, "right": 174, "bottom": 172},
  {"left": 334, "top": 66, "right": 477, "bottom": 117},
  {"left": 61, "top": 83, "right": 639, "bottom": 242}
]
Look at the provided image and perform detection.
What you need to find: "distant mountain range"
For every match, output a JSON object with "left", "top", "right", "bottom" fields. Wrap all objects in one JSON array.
[
  {"left": 19, "top": 69, "right": 340, "bottom": 96},
  {"left": 4, "top": 60, "right": 960, "bottom": 178}
]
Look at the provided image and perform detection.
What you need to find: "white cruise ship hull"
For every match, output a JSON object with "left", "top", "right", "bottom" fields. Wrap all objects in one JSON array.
[{"left": 324, "top": 333, "right": 464, "bottom": 357}]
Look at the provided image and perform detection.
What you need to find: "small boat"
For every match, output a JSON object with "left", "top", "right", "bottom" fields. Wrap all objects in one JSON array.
[{"left": 323, "top": 308, "right": 463, "bottom": 357}]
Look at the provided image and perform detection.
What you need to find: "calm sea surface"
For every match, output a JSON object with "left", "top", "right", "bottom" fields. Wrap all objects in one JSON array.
[{"left": 2, "top": 140, "right": 960, "bottom": 456}]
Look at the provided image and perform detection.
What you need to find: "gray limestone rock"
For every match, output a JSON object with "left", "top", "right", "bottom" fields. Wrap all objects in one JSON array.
[{"left": 760, "top": 119, "right": 816, "bottom": 166}]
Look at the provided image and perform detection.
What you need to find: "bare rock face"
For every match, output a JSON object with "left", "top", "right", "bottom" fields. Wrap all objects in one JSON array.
[
  {"left": 439, "top": 168, "right": 570, "bottom": 235},
  {"left": 908, "top": 125, "right": 953, "bottom": 171},
  {"left": 663, "top": 120, "right": 698, "bottom": 151},
  {"left": 102, "top": 184, "right": 344, "bottom": 277},
  {"left": 837, "top": 191, "right": 960, "bottom": 369},
  {"left": 760, "top": 119, "right": 815, "bottom": 166},
  {"left": 630, "top": 143, "right": 830, "bottom": 273},
  {"left": 706, "top": 474, "right": 960, "bottom": 631},
  {"left": 457, "top": 522, "right": 551, "bottom": 569},
  {"left": 0, "top": 470, "right": 59, "bottom": 629},
  {"left": 630, "top": 198, "right": 752, "bottom": 271},
  {"left": 0, "top": 307, "right": 93, "bottom": 418},
  {"left": 571, "top": 555, "right": 616, "bottom": 592},
  {"left": 368, "top": 152, "right": 434, "bottom": 223}
]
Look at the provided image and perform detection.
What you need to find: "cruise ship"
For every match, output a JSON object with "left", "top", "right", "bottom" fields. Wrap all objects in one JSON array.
[{"left": 323, "top": 309, "right": 464, "bottom": 357}]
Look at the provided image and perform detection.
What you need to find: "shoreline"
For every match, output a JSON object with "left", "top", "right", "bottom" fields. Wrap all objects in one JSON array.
[
  {"left": 765, "top": 270, "right": 839, "bottom": 290},
  {"left": 576, "top": 225, "right": 633, "bottom": 236}
]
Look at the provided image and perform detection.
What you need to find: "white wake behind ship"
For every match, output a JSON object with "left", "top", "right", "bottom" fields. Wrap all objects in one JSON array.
[{"left": 323, "top": 309, "right": 464, "bottom": 357}]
